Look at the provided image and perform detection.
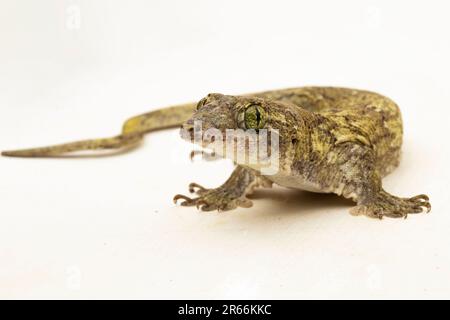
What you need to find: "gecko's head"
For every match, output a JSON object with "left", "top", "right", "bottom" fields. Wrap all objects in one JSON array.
[{"left": 181, "top": 93, "right": 302, "bottom": 172}]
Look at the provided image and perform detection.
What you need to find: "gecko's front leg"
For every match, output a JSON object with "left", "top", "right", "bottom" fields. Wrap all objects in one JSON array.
[
  {"left": 173, "top": 166, "right": 272, "bottom": 212},
  {"left": 338, "top": 143, "right": 431, "bottom": 219}
]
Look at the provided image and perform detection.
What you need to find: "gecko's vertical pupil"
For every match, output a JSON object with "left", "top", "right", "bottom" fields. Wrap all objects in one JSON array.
[{"left": 243, "top": 104, "right": 265, "bottom": 130}]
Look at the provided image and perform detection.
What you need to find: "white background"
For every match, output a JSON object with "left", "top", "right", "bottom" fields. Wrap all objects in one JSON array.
[{"left": 1, "top": 0, "right": 449, "bottom": 299}]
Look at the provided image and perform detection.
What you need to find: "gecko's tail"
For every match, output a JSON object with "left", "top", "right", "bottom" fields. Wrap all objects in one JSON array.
[
  {"left": 1, "top": 102, "right": 196, "bottom": 158},
  {"left": 1, "top": 133, "right": 143, "bottom": 157}
]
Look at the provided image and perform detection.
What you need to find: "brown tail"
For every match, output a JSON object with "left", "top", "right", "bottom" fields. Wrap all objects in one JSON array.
[{"left": 1, "top": 103, "right": 195, "bottom": 158}]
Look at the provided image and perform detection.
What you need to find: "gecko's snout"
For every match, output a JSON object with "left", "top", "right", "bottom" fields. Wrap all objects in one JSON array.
[{"left": 180, "top": 122, "right": 195, "bottom": 142}]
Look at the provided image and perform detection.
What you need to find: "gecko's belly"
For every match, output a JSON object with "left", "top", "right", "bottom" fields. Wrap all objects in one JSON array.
[
  {"left": 268, "top": 172, "right": 358, "bottom": 201},
  {"left": 268, "top": 174, "right": 329, "bottom": 194}
]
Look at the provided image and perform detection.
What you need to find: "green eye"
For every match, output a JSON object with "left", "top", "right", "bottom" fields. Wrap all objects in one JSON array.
[{"left": 243, "top": 104, "right": 265, "bottom": 130}]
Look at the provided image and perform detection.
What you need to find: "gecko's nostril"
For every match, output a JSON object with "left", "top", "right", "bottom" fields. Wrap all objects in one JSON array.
[
  {"left": 186, "top": 126, "right": 195, "bottom": 140},
  {"left": 180, "top": 123, "right": 195, "bottom": 141},
  {"left": 181, "top": 123, "right": 194, "bottom": 133}
]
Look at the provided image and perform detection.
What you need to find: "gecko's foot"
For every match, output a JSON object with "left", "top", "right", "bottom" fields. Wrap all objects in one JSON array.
[
  {"left": 350, "top": 191, "right": 431, "bottom": 219},
  {"left": 173, "top": 183, "right": 253, "bottom": 212}
]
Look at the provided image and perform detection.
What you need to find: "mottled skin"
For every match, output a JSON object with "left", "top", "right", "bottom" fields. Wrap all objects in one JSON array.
[{"left": 2, "top": 87, "right": 430, "bottom": 219}]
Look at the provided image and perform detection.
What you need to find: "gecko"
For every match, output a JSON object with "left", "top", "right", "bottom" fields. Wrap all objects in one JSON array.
[{"left": 2, "top": 87, "right": 431, "bottom": 219}]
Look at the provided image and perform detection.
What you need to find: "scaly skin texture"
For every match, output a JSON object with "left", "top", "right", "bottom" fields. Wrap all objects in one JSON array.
[{"left": 2, "top": 87, "right": 430, "bottom": 219}]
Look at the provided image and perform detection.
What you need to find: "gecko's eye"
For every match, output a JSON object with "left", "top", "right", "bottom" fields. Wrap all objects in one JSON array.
[
  {"left": 241, "top": 103, "right": 266, "bottom": 130},
  {"left": 196, "top": 97, "right": 207, "bottom": 110}
]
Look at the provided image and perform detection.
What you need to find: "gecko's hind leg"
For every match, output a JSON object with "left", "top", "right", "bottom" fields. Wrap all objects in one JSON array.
[{"left": 173, "top": 166, "right": 272, "bottom": 212}]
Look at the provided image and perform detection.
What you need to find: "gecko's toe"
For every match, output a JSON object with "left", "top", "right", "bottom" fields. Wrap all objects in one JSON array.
[
  {"left": 410, "top": 195, "right": 431, "bottom": 213},
  {"left": 173, "top": 193, "right": 218, "bottom": 211},
  {"left": 409, "top": 194, "right": 429, "bottom": 201},
  {"left": 402, "top": 194, "right": 431, "bottom": 213},
  {"left": 173, "top": 194, "right": 197, "bottom": 206},
  {"left": 195, "top": 199, "right": 208, "bottom": 210},
  {"left": 188, "top": 182, "right": 207, "bottom": 194}
]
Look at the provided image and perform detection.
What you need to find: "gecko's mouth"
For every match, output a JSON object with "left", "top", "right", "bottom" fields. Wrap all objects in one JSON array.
[
  {"left": 179, "top": 121, "right": 279, "bottom": 173},
  {"left": 180, "top": 126, "right": 222, "bottom": 148}
]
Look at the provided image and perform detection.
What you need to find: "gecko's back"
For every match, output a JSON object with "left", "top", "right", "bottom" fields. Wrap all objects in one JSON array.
[{"left": 253, "top": 87, "right": 403, "bottom": 176}]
